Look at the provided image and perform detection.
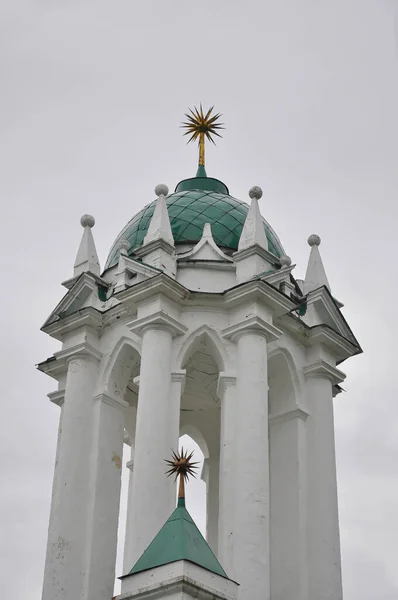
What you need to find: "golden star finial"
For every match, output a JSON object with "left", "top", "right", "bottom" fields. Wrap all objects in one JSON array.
[
  {"left": 182, "top": 104, "right": 224, "bottom": 168},
  {"left": 165, "top": 448, "right": 199, "bottom": 500}
]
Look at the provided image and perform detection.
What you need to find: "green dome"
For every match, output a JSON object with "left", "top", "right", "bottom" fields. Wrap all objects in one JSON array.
[{"left": 105, "top": 180, "right": 284, "bottom": 270}]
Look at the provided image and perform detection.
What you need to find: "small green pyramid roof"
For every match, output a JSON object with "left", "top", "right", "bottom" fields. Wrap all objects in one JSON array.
[{"left": 125, "top": 498, "right": 227, "bottom": 579}]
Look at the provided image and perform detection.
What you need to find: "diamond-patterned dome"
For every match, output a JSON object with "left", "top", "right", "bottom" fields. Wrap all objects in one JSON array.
[{"left": 105, "top": 187, "right": 284, "bottom": 270}]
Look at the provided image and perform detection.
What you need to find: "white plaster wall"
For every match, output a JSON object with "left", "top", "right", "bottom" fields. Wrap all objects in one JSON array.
[{"left": 177, "top": 265, "right": 236, "bottom": 292}]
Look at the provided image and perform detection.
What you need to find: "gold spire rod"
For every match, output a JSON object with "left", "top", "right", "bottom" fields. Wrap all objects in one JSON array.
[
  {"left": 182, "top": 104, "right": 224, "bottom": 168},
  {"left": 199, "top": 131, "right": 205, "bottom": 167},
  {"left": 165, "top": 448, "right": 199, "bottom": 501}
]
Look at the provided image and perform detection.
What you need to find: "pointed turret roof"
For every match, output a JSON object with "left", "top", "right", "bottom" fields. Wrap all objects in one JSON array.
[
  {"left": 304, "top": 234, "right": 330, "bottom": 294},
  {"left": 143, "top": 184, "right": 174, "bottom": 246},
  {"left": 125, "top": 497, "right": 227, "bottom": 579},
  {"left": 74, "top": 214, "right": 100, "bottom": 277},
  {"left": 238, "top": 186, "right": 269, "bottom": 251}
]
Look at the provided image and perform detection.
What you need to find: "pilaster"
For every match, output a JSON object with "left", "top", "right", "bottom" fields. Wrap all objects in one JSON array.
[
  {"left": 232, "top": 322, "right": 273, "bottom": 599},
  {"left": 42, "top": 350, "right": 100, "bottom": 600},
  {"left": 84, "top": 392, "right": 128, "bottom": 599},
  {"left": 217, "top": 373, "right": 237, "bottom": 579},
  {"left": 304, "top": 358, "right": 344, "bottom": 600},
  {"left": 202, "top": 455, "right": 220, "bottom": 556},
  {"left": 269, "top": 402, "right": 309, "bottom": 600}
]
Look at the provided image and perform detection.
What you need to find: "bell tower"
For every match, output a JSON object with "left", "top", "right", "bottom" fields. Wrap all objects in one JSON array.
[{"left": 39, "top": 107, "right": 361, "bottom": 600}]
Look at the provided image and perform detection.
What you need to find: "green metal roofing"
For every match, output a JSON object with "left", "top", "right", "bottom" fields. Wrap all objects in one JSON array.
[
  {"left": 125, "top": 498, "right": 227, "bottom": 579},
  {"left": 105, "top": 172, "right": 285, "bottom": 270}
]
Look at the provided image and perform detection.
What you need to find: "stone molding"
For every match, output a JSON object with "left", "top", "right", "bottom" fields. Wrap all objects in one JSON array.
[
  {"left": 171, "top": 370, "right": 186, "bottom": 391},
  {"left": 333, "top": 384, "right": 343, "bottom": 398},
  {"left": 233, "top": 243, "right": 278, "bottom": 265},
  {"left": 269, "top": 407, "right": 309, "bottom": 426},
  {"left": 217, "top": 372, "right": 236, "bottom": 400},
  {"left": 307, "top": 325, "right": 358, "bottom": 361},
  {"left": 126, "top": 460, "right": 134, "bottom": 472},
  {"left": 135, "top": 237, "right": 176, "bottom": 258},
  {"left": 224, "top": 279, "right": 295, "bottom": 317},
  {"left": 42, "top": 306, "right": 103, "bottom": 341},
  {"left": 117, "top": 274, "right": 190, "bottom": 306},
  {"left": 47, "top": 390, "right": 65, "bottom": 407},
  {"left": 120, "top": 574, "right": 236, "bottom": 600},
  {"left": 303, "top": 359, "right": 346, "bottom": 385},
  {"left": 260, "top": 264, "right": 295, "bottom": 286},
  {"left": 129, "top": 311, "right": 187, "bottom": 338},
  {"left": 55, "top": 342, "right": 102, "bottom": 365},
  {"left": 94, "top": 392, "right": 129, "bottom": 413},
  {"left": 39, "top": 341, "right": 102, "bottom": 380},
  {"left": 222, "top": 316, "right": 282, "bottom": 343},
  {"left": 307, "top": 285, "right": 345, "bottom": 315}
]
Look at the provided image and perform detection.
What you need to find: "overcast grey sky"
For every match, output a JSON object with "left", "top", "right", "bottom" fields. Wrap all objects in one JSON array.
[{"left": 1, "top": 1, "right": 398, "bottom": 598}]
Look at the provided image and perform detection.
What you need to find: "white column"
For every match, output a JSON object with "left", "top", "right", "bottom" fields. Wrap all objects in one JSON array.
[
  {"left": 42, "top": 352, "right": 100, "bottom": 600},
  {"left": 84, "top": 393, "right": 128, "bottom": 599},
  {"left": 232, "top": 324, "right": 274, "bottom": 600},
  {"left": 217, "top": 374, "right": 236, "bottom": 578},
  {"left": 269, "top": 408, "right": 308, "bottom": 600},
  {"left": 304, "top": 363, "right": 344, "bottom": 600},
  {"left": 124, "top": 324, "right": 181, "bottom": 570}
]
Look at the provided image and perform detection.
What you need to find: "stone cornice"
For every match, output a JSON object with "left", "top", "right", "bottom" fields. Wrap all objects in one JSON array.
[
  {"left": 116, "top": 254, "right": 162, "bottom": 279},
  {"left": 217, "top": 372, "right": 236, "bottom": 399},
  {"left": 171, "top": 370, "right": 187, "bottom": 391},
  {"left": 94, "top": 392, "right": 129, "bottom": 413},
  {"left": 48, "top": 390, "right": 65, "bottom": 407},
  {"left": 259, "top": 264, "right": 295, "bottom": 286},
  {"left": 306, "top": 286, "right": 360, "bottom": 347},
  {"left": 129, "top": 311, "right": 187, "bottom": 337},
  {"left": 333, "top": 384, "right": 344, "bottom": 398},
  {"left": 233, "top": 243, "right": 280, "bottom": 266},
  {"left": 135, "top": 238, "right": 175, "bottom": 258},
  {"left": 116, "top": 274, "right": 190, "bottom": 306},
  {"left": 306, "top": 325, "right": 359, "bottom": 362},
  {"left": 222, "top": 316, "right": 282, "bottom": 343},
  {"left": 38, "top": 341, "right": 102, "bottom": 380},
  {"left": 224, "top": 279, "right": 294, "bottom": 317},
  {"left": 269, "top": 407, "right": 309, "bottom": 426},
  {"left": 41, "top": 307, "right": 103, "bottom": 341},
  {"left": 303, "top": 359, "right": 346, "bottom": 384},
  {"left": 119, "top": 572, "right": 237, "bottom": 599},
  {"left": 275, "top": 313, "right": 360, "bottom": 363},
  {"left": 55, "top": 342, "right": 102, "bottom": 364},
  {"left": 61, "top": 271, "right": 110, "bottom": 291}
]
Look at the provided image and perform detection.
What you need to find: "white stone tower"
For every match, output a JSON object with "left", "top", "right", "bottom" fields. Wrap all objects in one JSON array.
[{"left": 39, "top": 107, "right": 361, "bottom": 600}]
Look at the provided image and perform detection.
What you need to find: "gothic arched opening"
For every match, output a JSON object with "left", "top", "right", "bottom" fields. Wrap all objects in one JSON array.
[{"left": 179, "top": 330, "right": 223, "bottom": 554}]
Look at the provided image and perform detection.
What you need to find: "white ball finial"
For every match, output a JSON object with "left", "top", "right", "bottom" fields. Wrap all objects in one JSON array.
[
  {"left": 155, "top": 184, "right": 169, "bottom": 197},
  {"left": 80, "top": 214, "right": 95, "bottom": 228},
  {"left": 249, "top": 186, "right": 263, "bottom": 200},
  {"left": 308, "top": 234, "right": 321, "bottom": 247},
  {"left": 118, "top": 239, "right": 130, "bottom": 254},
  {"left": 280, "top": 255, "right": 292, "bottom": 267}
]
